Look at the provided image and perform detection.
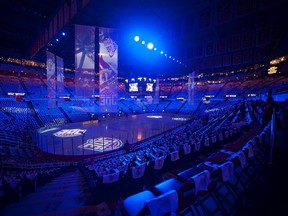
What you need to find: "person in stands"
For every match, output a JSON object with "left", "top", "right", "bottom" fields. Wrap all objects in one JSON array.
[
  {"left": 124, "top": 140, "right": 130, "bottom": 153},
  {"left": 261, "top": 95, "right": 277, "bottom": 127}
]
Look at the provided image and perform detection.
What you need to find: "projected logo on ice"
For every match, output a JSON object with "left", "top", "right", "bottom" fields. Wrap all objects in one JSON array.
[
  {"left": 78, "top": 137, "right": 123, "bottom": 152},
  {"left": 53, "top": 129, "right": 87, "bottom": 138}
]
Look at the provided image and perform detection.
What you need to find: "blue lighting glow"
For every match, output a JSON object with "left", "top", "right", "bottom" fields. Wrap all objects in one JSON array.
[
  {"left": 147, "top": 42, "right": 154, "bottom": 50},
  {"left": 128, "top": 31, "right": 188, "bottom": 71},
  {"left": 134, "top": 35, "right": 140, "bottom": 42}
]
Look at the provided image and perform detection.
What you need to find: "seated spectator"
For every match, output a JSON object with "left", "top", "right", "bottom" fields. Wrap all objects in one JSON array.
[
  {"left": 261, "top": 96, "right": 277, "bottom": 127},
  {"left": 124, "top": 140, "right": 130, "bottom": 153}
]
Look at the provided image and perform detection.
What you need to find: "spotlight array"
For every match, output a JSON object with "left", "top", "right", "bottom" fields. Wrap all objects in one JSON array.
[
  {"left": 134, "top": 36, "right": 140, "bottom": 42},
  {"left": 147, "top": 42, "right": 154, "bottom": 50},
  {"left": 133, "top": 35, "right": 188, "bottom": 68},
  {"left": 48, "top": 31, "right": 66, "bottom": 48}
]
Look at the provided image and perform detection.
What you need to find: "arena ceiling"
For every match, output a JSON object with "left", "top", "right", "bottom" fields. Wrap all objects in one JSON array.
[{"left": 0, "top": 0, "right": 287, "bottom": 78}]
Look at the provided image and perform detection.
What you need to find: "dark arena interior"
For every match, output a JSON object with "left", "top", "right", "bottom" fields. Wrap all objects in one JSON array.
[{"left": 0, "top": 0, "right": 288, "bottom": 215}]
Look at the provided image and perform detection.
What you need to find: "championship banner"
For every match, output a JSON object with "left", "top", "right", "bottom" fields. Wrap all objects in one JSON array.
[
  {"left": 99, "top": 27, "right": 118, "bottom": 113},
  {"left": 56, "top": 55, "right": 64, "bottom": 107},
  {"left": 46, "top": 51, "right": 56, "bottom": 108},
  {"left": 188, "top": 72, "right": 195, "bottom": 105},
  {"left": 153, "top": 78, "right": 159, "bottom": 104},
  {"left": 75, "top": 24, "right": 95, "bottom": 102}
]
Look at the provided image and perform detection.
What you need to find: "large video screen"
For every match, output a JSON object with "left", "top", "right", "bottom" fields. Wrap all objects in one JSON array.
[
  {"left": 129, "top": 83, "right": 138, "bottom": 92},
  {"left": 146, "top": 83, "right": 154, "bottom": 92}
]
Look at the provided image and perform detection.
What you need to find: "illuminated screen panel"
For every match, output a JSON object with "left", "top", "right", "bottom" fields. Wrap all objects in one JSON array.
[
  {"left": 46, "top": 51, "right": 56, "bottom": 108},
  {"left": 99, "top": 27, "right": 118, "bottom": 113},
  {"left": 146, "top": 83, "right": 153, "bottom": 92},
  {"left": 56, "top": 55, "right": 64, "bottom": 107},
  {"left": 74, "top": 24, "right": 95, "bottom": 100},
  {"left": 188, "top": 72, "right": 195, "bottom": 105},
  {"left": 154, "top": 78, "right": 159, "bottom": 104},
  {"left": 129, "top": 83, "right": 138, "bottom": 92},
  {"left": 75, "top": 24, "right": 95, "bottom": 70}
]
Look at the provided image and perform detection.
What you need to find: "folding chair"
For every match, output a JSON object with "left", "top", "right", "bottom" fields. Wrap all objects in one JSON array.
[
  {"left": 169, "top": 150, "right": 181, "bottom": 172},
  {"left": 119, "top": 190, "right": 156, "bottom": 216},
  {"left": 205, "top": 149, "right": 252, "bottom": 196},
  {"left": 200, "top": 160, "right": 240, "bottom": 215},
  {"left": 95, "top": 171, "right": 122, "bottom": 202},
  {"left": 152, "top": 173, "right": 198, "bottom": 215},
  {"left": 119, "top": 189, "right": 179, "bottom": 216},
  {"left": 123, "top": 165, "right": 147, "bottom": 197},
  {"left": 153, "top": 167, "right": 227, "bottom": 216}
]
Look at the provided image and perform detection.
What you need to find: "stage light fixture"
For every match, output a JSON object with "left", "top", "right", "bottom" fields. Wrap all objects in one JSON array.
[
  {"left": 62, "top": 32, "right": 65, "bottom": 36},
  {"left": 131, "top": 35, "right": 187, "bottom": 69},
  {"left": 147, "top": 42, "right": 154, "bottom": 50},
  {"left": 134, "top": 35, "right": 140, "bottom": 42}
]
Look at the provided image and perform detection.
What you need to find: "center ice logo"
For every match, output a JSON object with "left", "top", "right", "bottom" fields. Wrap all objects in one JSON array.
[{"left": 53, "top": 129, "right": 87, "bottom": 138}]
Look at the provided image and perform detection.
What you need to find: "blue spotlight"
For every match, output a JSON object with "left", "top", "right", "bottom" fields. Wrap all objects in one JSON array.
[
  {"left": 134, "top": 36, "right": 140, "bottom": 42},
  {"left": 154, "top": 47, "right": 157, "bottom": 51},
  {"left": 56, "top": 38, "right": 59, "bottom": 42},
  {"left": 62, "top": 32, "right": 65, "bottom": 36},
  {"left": 141, "top": 41, "right": 145, "bottom": 45},
  {"left": 147, "top": 42, "right": 154, "bottom": 50},
  {"left": 160, "top": 51, "right": 164, "bottom": 54}
]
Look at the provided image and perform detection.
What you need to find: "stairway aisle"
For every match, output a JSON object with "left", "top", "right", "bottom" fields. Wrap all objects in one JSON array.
[{"left": 0, "top": 168, "right": 112, "bottom": 216}]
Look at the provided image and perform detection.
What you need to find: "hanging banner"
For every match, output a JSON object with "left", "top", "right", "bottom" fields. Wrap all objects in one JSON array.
[
  {"left": 56, "top": 55, "right": 64, "bottom": 107},
  {"left": 188, "top": 72, "right": 195, "bottom": 105},
  {"left": 154, "top": 78, "right": 160, "bottom": 104},
  {"left": 75, "top": 24, "right": 95, "bottom": 104},
  {"left": 99, "top": 27, "right": 118, "bottom": 113},
  {"left": 46, "top": 51, "right": 56, "bottom": 108}
]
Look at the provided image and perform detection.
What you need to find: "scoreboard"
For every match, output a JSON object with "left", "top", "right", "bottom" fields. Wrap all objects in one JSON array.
[{"left": 125, "top": 77, "right": 156, "bottom": 95}]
